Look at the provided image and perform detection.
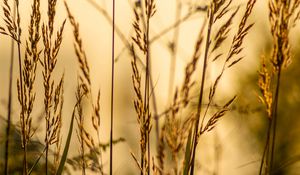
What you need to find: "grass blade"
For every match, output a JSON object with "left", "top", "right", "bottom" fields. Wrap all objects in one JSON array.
[
  {"left": 56, "top": 109, "right": 76, "bottom": 175},
  {"left": 28, "top": 147, "right": 46, "bottom": 175},
  {"left": 183, "top": 130, "right": 193, "bottom": 175}
]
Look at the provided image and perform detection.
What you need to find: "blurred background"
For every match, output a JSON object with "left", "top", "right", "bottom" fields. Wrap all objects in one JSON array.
[{"left": 1, "top": 0, "right": 300, "bottom": 174}]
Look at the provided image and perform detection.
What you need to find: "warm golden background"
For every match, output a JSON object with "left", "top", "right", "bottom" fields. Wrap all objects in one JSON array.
[{"left": 1, "top": 0, "right": 300, "bottom": 174}]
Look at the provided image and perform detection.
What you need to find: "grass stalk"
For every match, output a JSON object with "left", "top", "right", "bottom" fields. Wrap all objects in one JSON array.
[
  {"left": 42, "top": 1, "right": 65, "bottom": 173},
  {"left": 259, "top": 119, "right": 271, "bottom": 175},
  {"left": 4, "top": 2, "right": 16, "bottom": 173},
  {"left": 190, "top": 8, "right": 214, "bottom": 174},
  {"left": 19, "top": 42, "right": 27, "bottom": 175},
  {"left": 149, "top": 75, "right": 159, "bottom": 142},
  {"left": 260, "top": 0, "right": 300, "bottom": 173},
  {"left": 14, "top": 2, "right": 27, "bottom": 172},
  {"left": 269, "top": 66, "right": 282, "bottom": 173},
  {"left": 145, "top": 14, "right": 151, "bottom": 175},
  {"left": 110, "top": 0, "right": 116, "bottom": 174}
]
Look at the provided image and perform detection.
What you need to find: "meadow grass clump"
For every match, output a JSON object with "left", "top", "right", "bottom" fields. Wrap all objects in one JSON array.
[
  {"left": 1, "top": 0, "right": 300, "bottom": 174},
  {"left": 129, "top": 0, "right": 257, "bottom": 174},
  {"left": 188, "top": 0, "right": 257, "bottom": 173},
  {"left": 258, "top": 1, "right": 300, "bottom": 174}
]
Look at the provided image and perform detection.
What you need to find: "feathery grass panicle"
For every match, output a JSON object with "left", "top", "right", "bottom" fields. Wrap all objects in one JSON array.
[
  {"left": 92, "top": 90, "right": 101, "bottom": 136},
  {"left": 258, "top": 55, "right": 273, "bottom": 175},
  {"left": 131, "top": 45, "right": 152, "bottom": 174},
  {"left": 132, "top": 8, "right": 146, "bottom": 54},
  {"left": 258, "top": 57, "right": 273, "bottom": 118},
  {"left": 269, "top": 0, "right": 300, "bottom": 70},
  {"left": 64, "top": 2, "right": 91, "bottom": 85},
  {"left": 0, "top": 0, "right": 21, "bottom": 42},
  {"left": 226, "top": 0, "right": 256, "bottom": 64},
  {"left": 189, "top": 0, "right": 257, "bottom": 173},
  {"left": 201, "top": 96, "right": 236, "bottom": 134},
  {"left": 131, "top": 1, "right": 156, "bottom": 174},
  {"left": 48, "top": 0, "right": 58, "bottom": 36},
  {"left": 211, "top": 7, "right": 239, "bottom": 54},
  {"left": 16, "top": 0, "right": 42, "bottom": 173},
  {"left": 258, "top": 1, "right": 300, "bottom": 174},
  {"left": 201, "top": 0, "right": 257, "bottom": 133},
  {"left": 41, "top": 0, "right": 66, "bottom": 173},
  {"left": 65, "top": 2, "right": 104, "bottom": 173}
]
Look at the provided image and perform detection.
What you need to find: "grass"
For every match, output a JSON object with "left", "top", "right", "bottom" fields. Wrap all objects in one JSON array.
[
  {"left": 110, "top": 0, "right": 115, "bottom": 174},
  {"left": 258, "top": 1, "right": 300, "bottom": 174},
  {"left": 1, "top": 0, "right": 300, "bottom": 174},
  {"left": 4, "top": 1, "right": 16, "bottom": 174}
]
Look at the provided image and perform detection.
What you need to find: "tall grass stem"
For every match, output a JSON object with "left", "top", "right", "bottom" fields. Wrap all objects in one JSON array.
[
  {"left": 190, "top": 8, "right": 214, "bottom": 174},
  {"left": 110, "top": 0, "right": 116, "bottom": 174},
  {"left": 4, "top": 2, "right": 16, "bottom": 174}
]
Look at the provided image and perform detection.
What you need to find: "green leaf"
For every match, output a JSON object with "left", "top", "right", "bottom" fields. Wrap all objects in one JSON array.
[
  {"left": 56, "top": 109, "right": 76, "bottom": 175},
  {"left": 183, "top": 130, "right": 193, "bottom": 175}
]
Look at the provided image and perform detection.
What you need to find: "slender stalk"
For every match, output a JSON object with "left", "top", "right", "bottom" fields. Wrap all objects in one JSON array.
[
  {"left": 146, "top": 8, "right": 151, "bottom": 175},
  {"left": 4, "top": 3, "right": 16, "bottom": 174},
  {"left": 110, "top": 0, "right": 116, "bottom": 174},
  {"left": 80, "top": 111, "right": 86, "bottom": 175},
  {"left": 28, "top": 147, "right": 47, "bottom": 175},
  {"left": 141, "top": 14, "right": 150, "bottom": 175},
  {"left": 259, "top": 119, "right": 272, "bottom": 175},
  {"left": 13, "top": 2, "right": 26, "bottom": 172},
  {"left": 190, "top": 8, "right": 214, "bottom": 174},
  {"left": 269, "top": 66, "right": 282, "bottom": 173},
  {"left": 45, "top": 106, "right": 49, "bottom": 175},
  {"left": 146, "top": 50, "right": 151, "bottom": 175},
  {"left": 139, "top": 1, "right": 153, "bottom": 173},
  {"left": 149, "top": 74, "right": 159, "bottom": 142},
  {"left": 18, "top": 41, "right": 28, "bottom": 175}
]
